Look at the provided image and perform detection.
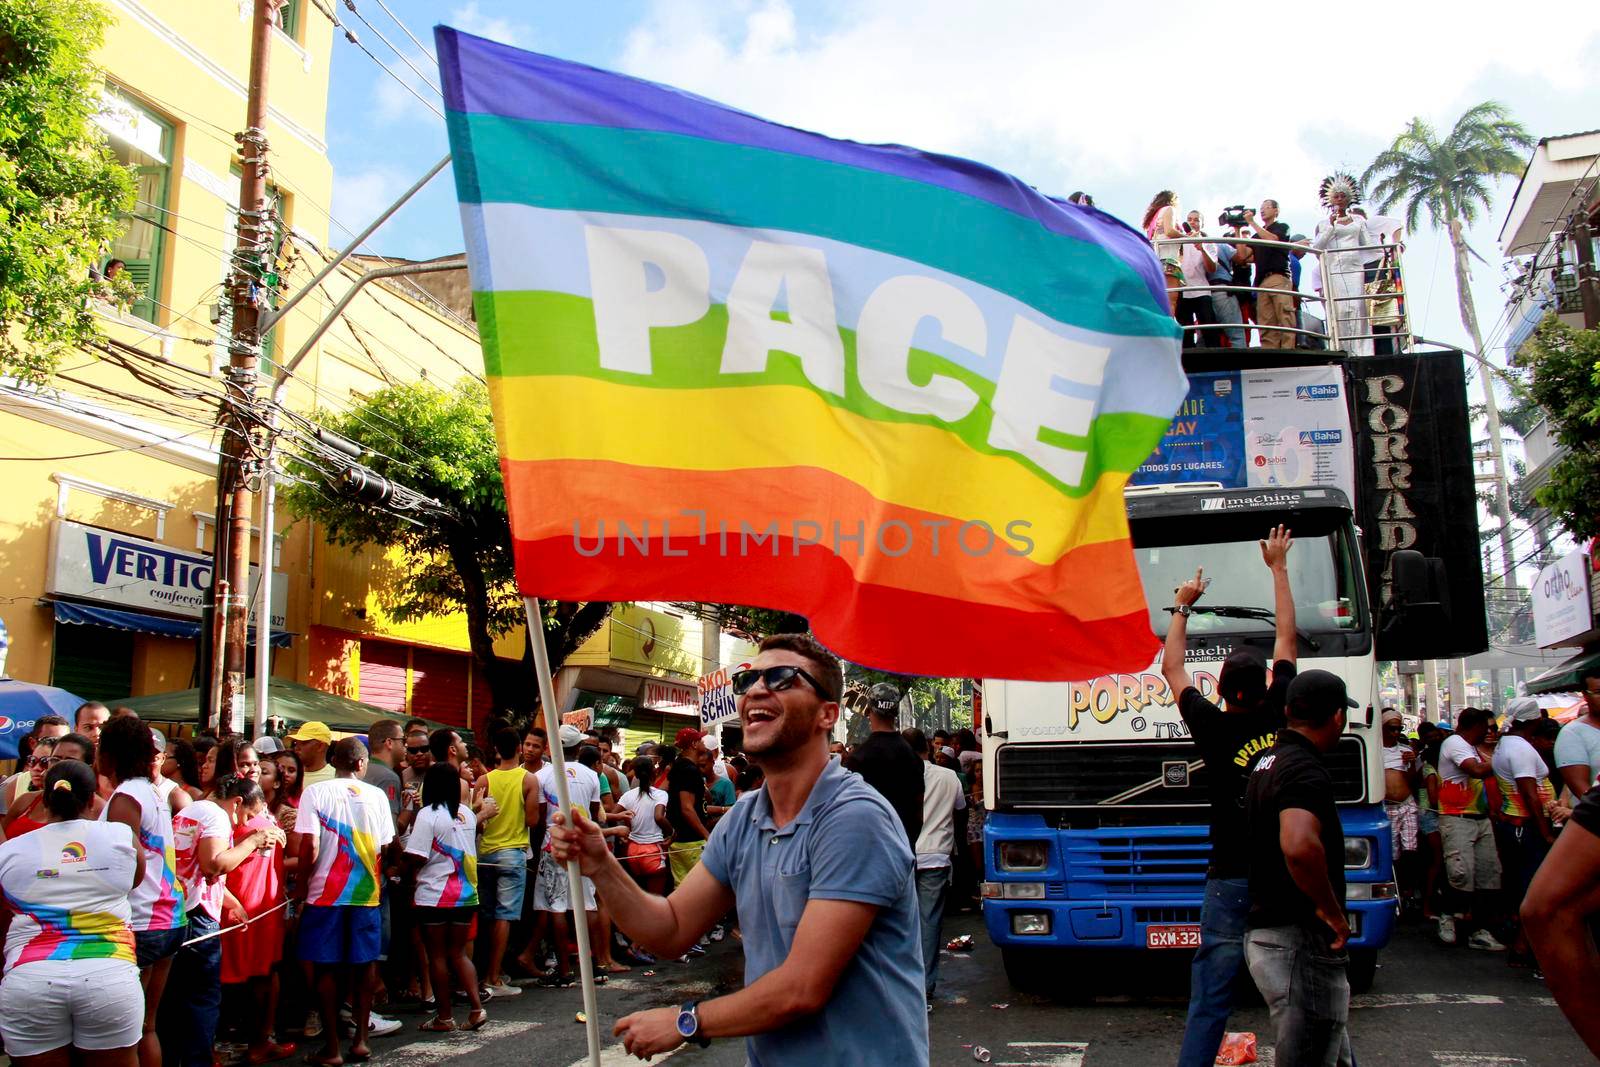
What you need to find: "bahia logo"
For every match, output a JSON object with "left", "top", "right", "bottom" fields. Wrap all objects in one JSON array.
[
  {"left": 1296, "top": 384, "right": 1340, "bottom": 400},
  {"left": 61, "top": 842, "right": 87, "bottom": 864},
  {"left": 1298, "top": 429, "right": 1342, "bottom": 445}
]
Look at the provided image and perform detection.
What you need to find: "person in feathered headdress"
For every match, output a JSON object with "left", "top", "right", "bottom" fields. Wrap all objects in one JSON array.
[{"left": 1310, "top": 172, "right": 1375, "bottom": 355}]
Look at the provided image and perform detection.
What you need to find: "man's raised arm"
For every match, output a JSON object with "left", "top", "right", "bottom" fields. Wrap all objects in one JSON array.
[{"left": 1260, "top": 524, "right": 1296, "bottom": 666}]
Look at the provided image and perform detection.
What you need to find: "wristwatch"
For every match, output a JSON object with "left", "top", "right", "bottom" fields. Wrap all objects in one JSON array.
[
  {"left": 1175, "top": 604, "right": 1193, "bottom": 617},
  {"left": 676, "top": 1000, "right": 710, "bottom": 1047}
]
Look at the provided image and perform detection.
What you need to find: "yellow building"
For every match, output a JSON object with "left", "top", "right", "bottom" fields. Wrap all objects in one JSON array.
[{"left": 0, "top": 0, "right": 516, "bottom": 734}]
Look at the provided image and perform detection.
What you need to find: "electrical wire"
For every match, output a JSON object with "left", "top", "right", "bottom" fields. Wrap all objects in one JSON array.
[{"left": 338, "top": 0, "right": 440, "bottom": 94}]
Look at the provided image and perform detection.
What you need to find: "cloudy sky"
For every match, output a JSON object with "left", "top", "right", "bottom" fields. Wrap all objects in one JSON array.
[{"left": 323, "top": 1, "right": 1599, "bottom": 414}]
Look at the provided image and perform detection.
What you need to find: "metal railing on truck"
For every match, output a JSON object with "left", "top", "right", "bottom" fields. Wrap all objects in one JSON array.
[{"left": 1154, "top": 234, "right": 1412, "bottom": 355}]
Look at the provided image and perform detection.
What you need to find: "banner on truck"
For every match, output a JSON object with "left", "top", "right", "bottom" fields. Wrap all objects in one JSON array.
[
  {"left": 1354, "top": 352, "right": 1487, "bottom": 660},
  {"left": 1131, "top": 366, "right": 1354, "bottom": 499}
]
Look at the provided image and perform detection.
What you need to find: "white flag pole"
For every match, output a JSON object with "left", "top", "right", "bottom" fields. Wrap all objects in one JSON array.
[{"left": 523, "top": 596, "right": 603, "bottom": 1066}]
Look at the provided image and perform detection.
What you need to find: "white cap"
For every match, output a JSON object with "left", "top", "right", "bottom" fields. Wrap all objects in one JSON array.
[
  {"left": 558, "top": 724, "right": 585, "bottom": 748},
  {"left": 703, "top": 733, "right": 721, "bottom": 752}
]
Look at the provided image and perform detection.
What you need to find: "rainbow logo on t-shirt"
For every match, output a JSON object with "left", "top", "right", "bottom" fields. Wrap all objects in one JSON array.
[
  {"left": 428, "top": 835, "right": 479, "bottom": 909},
  {"left": 139, "top": 826, "right": 186, "bottom": 930},
  {"left": 311, "top": 811, "right": 381, "bottom": 907},
  {"left": 1, "top": 887, "right": 136, "bottom": 966},
  {"left": 60, "top": 842, "right": 87, "bottom": 864}
]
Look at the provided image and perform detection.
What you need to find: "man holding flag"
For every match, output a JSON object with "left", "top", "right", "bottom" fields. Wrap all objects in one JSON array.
[{"left": 550, "top": 633, "right": 927, "bottom": 1063}]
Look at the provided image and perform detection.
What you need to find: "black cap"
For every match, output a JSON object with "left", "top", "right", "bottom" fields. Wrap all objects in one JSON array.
[
  {"left": 1217, "top": 648, "right": 1268, "bottom": 704},
  {"left": 1286, "top": 669, "right": 1358, "bottom": 721},
  {"left": 869, "top": 682, "right": 901, "bottom": 715}
]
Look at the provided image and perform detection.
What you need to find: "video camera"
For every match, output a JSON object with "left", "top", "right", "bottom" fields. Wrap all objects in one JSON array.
[{"left": 1218, "top": 205, "right": 1249, "bottom": 228}]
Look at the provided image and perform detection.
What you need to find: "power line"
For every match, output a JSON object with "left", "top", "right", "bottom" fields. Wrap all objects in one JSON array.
[{"left": 366, "top": 0, "right": 437, "bottom": 63}]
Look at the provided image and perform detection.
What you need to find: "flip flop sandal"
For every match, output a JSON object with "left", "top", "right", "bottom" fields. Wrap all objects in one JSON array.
[
  {"left": 464, "top": 1011, "right": 489, "bottom": 1032},
  {"left": 417, "top": 1020, "right": 457, "bottom": 1033}
]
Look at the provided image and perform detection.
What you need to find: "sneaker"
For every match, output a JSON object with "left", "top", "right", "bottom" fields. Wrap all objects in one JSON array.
[
  {"left": 1469, "top": 930, "right": 1507, "bottom": 952},
  {"left": 686, "top": 943, "right": 707, "bottom": 958},
  {"left": 1437, "top": 915, "right": 1457, "bottom": 945},
  {"left": 367, "top": 1013, "right": 402, "bottom": 1039},
  {"left": 301, "top": 1012, "right": 322, "bottom": 1039},
  {"left": 482, "top": 982, "right": 522, "bottom": 998},
  {"left": 630, "top": 948, "right": 657, "bottom": 965},
  {"left": 709, "top": 925, "right": 726, "bottom": 943}
]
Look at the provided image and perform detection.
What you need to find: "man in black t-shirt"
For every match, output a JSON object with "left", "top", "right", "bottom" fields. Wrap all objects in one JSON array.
[
  {"left": 844, "top": 683, "right": 925, "bottom": 846},
  {"left": 1244, "top": 670, "right": 1357, "bottom": 1066},
  {"left": 1167, "top": 525, "right": 1298, "bottom": 1067},
  {"left": 1245, "top": 200, "right": 1295, "bottom": 348}
]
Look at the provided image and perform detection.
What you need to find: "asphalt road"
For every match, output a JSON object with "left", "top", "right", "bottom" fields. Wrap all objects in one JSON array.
[{"left": 353, "top": 911, "right": 1590, "bottom": 1066}]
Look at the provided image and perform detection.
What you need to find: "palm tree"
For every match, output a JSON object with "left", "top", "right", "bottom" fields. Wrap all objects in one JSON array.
[{"left": 1362, "top": 101, "right": 1534, "bottom": 589}]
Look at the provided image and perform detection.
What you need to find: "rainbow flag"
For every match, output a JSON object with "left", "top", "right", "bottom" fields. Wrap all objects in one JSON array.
[{"left": 437, "top": 28, "right": 1185, "bottom": 681}]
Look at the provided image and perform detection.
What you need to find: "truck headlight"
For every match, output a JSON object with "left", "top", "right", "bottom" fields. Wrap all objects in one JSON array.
[
  {"left": 998, "top": 841, "right": 1048, "bottom": 871},
  {"left": 1343, "top": 837, "right": 1373, "bottom": 870},
  {"left": 1011, "top": 912, "right": 1051, "bottom": 935}
]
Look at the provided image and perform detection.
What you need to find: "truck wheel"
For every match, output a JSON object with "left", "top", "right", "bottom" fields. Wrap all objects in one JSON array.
[
  {"left": 1000, "top": 947, "right": 1089, "bottom": 1002},
  {"left": 1347, "top": 948, "right": 1378, "bottom": 993}
]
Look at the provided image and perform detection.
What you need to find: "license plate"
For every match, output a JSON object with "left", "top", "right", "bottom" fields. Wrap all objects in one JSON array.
[{"left": 1146, "top": 924, "right": 1201, "bottom": 949}]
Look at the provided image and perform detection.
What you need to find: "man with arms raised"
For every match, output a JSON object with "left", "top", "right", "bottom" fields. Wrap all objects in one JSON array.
[
  {"left": 550, "top": 634, "right": 926, "bottom": 1063},
  {"left": 1166, "top": 525, "right": 1298, "bottom": 1067}
]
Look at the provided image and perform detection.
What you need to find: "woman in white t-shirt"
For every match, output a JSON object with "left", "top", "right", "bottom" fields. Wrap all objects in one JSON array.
[
  {"left": 609, "top": 756, "right": 671, "bottom": 896},
  {"left": 0, "top": 760, "right": 146, "bottom": 1064},
  {"left": 98, "top": 715, "right": 187, "bottom": 1067},
  {"left": 402, "top": 763, "right": 487, "bottom": 1033}
]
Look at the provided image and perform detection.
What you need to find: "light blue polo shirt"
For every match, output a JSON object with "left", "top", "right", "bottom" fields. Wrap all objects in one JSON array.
[{"left": 700, "top": 759, "right": 927, "bottom": 1066}]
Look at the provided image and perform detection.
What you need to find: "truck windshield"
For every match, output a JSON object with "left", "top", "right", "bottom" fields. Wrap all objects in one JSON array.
[{"left": 1133, "top": 518, "right": 1363, "bottom": 638}]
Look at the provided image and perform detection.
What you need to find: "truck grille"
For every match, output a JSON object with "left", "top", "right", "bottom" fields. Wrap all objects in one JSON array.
[
  {"left": 1066, "top": 831, "right": 1211, "bottom": 895},
  {"left": 995, "top": 737, "right": 1367, "bottom": 809}
]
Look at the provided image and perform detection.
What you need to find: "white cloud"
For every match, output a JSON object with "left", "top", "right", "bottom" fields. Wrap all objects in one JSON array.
[
  {"left": 616, "top": 0, "right": 1597, "bottom": 229},
  {"left": 371, "top": 46, "right": 442, "bottom": 124},
  {"left": 449, "top": 2, "right": 529, "bottom": 48},
  {"left": 331, "top": 167, "right": 408, "bottom": 227}
]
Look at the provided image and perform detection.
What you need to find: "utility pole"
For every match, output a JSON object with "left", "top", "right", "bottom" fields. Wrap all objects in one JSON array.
[{"left": 203, "top": 0, "right": 281, "bottom": 735}]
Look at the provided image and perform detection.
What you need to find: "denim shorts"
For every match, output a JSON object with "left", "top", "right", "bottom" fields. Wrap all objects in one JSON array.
[
  {"left": 134, "top": 925, "right": 186, "bottom": 968},
  {"left": 299, "top": 904, "right": 382, "bottom": 965},
  {"left": 478, "top": 848, "right": 529, "bottom": 922}
]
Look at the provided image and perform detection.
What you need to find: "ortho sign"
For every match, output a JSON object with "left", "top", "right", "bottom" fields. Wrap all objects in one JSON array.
[
  {"left": 47, "top": 520, "right": 287, "bottom": 628},
  {"left": 1531, "top": 548, "right": 1593, "bottom": 649}
]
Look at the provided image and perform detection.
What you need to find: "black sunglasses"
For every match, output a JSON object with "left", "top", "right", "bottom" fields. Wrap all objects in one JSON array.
[
  {"left": 406, "top": 745, "right": 430, "bottom": 755},
  {"left": 731, "top": 665, "right": 835, "bottom": 703}
]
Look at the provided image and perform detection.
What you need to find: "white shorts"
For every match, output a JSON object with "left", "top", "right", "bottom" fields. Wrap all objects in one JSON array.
[
  {"left": 0, "top": 958, "right": 143, "bottom": 1055},
  {"left": 532, "top": 850, "right": 597, "bottom": 913}
]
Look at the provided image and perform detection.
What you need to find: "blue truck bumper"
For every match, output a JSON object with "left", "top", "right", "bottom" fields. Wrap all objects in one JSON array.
[{"left": 984, "top": 809, "right": 1397, "bottom": 951}]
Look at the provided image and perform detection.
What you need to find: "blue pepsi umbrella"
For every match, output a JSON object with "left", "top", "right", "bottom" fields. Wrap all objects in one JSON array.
[{"left": 0, "top": 679, "right": 86, "bottom": 760}]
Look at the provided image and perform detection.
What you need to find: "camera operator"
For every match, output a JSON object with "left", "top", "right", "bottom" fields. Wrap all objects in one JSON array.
[
  {"left": 1209, "top": 211, "right": 1248, "bottom": 348},
  {"left": 1244, "top": 200, "right": 1295, "bottom": 349},
  {"left": 1177, "top": 211, "right": 1224, "bottom": 348}
]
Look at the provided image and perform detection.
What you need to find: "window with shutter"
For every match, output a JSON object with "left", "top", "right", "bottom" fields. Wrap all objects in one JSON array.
[
  {"left": 358, "top": 640, "right": 408, "bottom": 713},
  {"left": 99, "top": 90, "right": 173, "bottom": 325},
  {"left": 51, "top": 622, "right": 134, "bottom": 705}
]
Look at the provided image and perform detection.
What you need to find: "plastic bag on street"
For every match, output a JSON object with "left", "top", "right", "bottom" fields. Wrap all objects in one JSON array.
[{"left": 1215, "top": 1031, "right": 1257, "bottom": 1064}]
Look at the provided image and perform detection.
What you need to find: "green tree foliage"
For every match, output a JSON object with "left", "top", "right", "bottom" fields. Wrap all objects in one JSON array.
[
  {"left": 1517, "top": 318, "right": 1600, "bottom": 539},
  {"left": 279, "top": 379, "right": 609, "bottom": 714},
  {"left": 0, "top": 0, "right": 135, "bottom": 381}
]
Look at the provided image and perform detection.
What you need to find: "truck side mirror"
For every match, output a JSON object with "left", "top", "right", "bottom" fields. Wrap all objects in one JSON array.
[{"left": 1389, "top": 550, "right": 1434, "bottom": 607}]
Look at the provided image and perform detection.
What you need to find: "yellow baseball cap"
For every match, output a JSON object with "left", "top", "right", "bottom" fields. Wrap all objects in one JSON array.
[{"left": 286, "top": 721, "right": 333, "bottom": 745}]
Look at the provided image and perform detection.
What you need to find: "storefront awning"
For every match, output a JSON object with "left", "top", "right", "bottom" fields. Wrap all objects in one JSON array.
[
  {"left": 52, "top": 601, "right": 292, "bottom": 648},
  {"left": 1524, "top": 647, "right": 1600, "bottom": 695}
]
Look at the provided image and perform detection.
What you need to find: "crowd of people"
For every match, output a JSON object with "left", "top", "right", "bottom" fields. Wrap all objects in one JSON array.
[
  {"left": 1135, "top": 174, "right": 1407, "bottom": 355},
  {"left": 0, "top": 673, "right": 983, "bottom": 1066}
]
